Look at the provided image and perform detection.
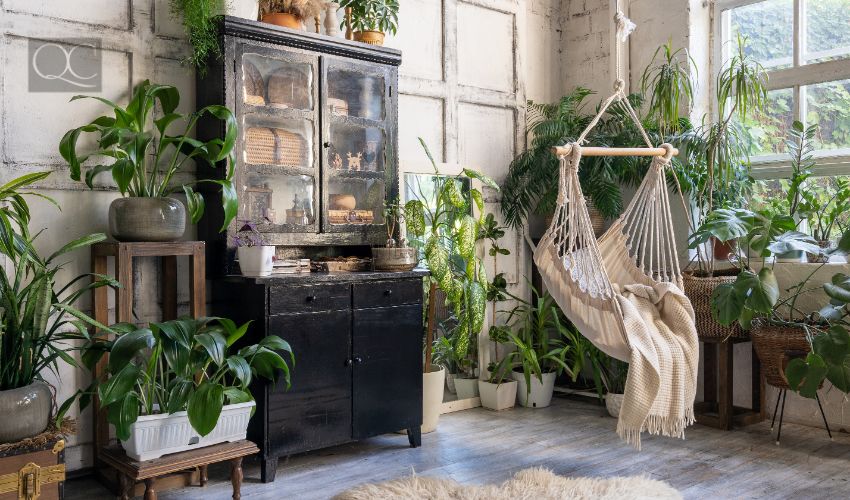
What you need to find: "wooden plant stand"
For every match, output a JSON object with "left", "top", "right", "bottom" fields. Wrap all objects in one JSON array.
[
  {"left": 99, "top": 440, "right": 258, "bottom": 500},
  {"left": 90, "top": 241, "right": 206, "bottom": 494},
  {"left": 695, "top": 337, "right": 765, "bottom": 430}
]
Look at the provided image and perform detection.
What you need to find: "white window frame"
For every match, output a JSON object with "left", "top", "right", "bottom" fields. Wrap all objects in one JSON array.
[{"left": 714, "top": 0, "right": 850, "bottom": 179}]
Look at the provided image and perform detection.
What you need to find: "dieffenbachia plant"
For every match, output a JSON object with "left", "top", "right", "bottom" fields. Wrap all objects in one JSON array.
[{"left": 405, "top": 138, "right": 498, "bottom": 375}]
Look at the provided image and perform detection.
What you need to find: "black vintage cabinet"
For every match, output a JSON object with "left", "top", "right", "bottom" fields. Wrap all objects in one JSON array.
[
  {"left": 212, "top": 271, "right": 425, "bottom": 483},
  {"left": 197, "top": 17, "right": 402, "bottom": 276}
]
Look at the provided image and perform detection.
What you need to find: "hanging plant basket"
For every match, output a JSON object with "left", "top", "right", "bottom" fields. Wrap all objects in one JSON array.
[
  {"left": 682, "top": 269, "right": 747, "bottom": 340},
  {"left": 751, "top": 319, "right": 820, "bottom": 390}
]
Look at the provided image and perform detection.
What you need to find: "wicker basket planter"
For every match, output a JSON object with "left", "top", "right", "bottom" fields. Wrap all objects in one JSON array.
[
  {"left": 750, "top": 319, "right": 817, "bottom": 390},
  {"left": 682, "top": 269, "right": 747, "bottom": 340}
]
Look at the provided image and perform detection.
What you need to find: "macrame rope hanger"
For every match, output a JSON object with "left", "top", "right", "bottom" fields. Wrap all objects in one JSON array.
[{"left": 550, "top": 10, "right": 678, "bottom": 159}]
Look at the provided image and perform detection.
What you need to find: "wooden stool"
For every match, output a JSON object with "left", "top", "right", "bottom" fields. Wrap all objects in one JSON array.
[
  {"left": 695, "top": 338, "right": 765, "bottom": 429},
  {"left": 90, "top": 242, "right": 206, "bottom": 493},
  {"left": 99, "top": 440, "right": 259, "bottom": 500}
]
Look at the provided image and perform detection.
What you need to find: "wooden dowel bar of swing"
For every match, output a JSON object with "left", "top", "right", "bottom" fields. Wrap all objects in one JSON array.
[{"left": 550, "top": 146, "right": 679, "bottom": 157}]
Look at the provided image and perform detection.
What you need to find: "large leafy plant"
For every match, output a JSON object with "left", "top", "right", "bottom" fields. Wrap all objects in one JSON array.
[
  {"left": 0, "top": 172, "right": 112, "bottom": 392},
  {"left": 405, "top": 139, "right": 497, "bottom": 374},
  {"left": 63, "top": 317, "right": 293, "bottom": 440},
  {"left": 60, "top": 80, "right": 238, "bottom": 231},
  {"left": 338, "top": 0, "right": 399, "bottom": 35}
]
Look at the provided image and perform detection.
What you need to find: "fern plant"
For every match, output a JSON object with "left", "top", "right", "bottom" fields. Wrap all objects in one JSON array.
[{"left": 171, "top": 0, "right": 225, "bottom": 75}]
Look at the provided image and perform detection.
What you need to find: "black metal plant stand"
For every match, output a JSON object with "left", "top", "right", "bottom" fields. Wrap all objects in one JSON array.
[{"left": 770, "top": 389, "right": 833, "bottom": 445}]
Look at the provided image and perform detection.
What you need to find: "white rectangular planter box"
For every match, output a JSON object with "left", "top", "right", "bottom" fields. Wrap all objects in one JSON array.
[{"left": 121, "top": 402, "right": 255, "bottom": 461}]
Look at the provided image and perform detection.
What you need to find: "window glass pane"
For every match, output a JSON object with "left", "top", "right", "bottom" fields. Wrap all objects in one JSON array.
[
  {"left": 740, "top": 88, "right": 794, "bottom": 156},
  {"left": 752, "top": 176, "right": 850, "bottom": 243},
  {"left": 729, "top": 0, "right": 793, "bottom": 70},
  {"left": 805, "top": 79, "right": 850, "bottom": 151},
  {"left": 805, "top": 0, "right": 850, "bottom": 64}
]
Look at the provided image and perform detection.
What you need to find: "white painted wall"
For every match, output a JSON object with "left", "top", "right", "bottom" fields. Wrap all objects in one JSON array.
[{"left": 1, "top": 0, "right": 565, "bottom": 471}]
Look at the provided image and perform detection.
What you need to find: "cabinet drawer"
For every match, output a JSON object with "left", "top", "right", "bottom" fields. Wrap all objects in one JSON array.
[
  {"left": 269, "top": 283, "right": 350, "bottom": 314},
  {"left": 353, "top": 279, "right": 422, "bottom": 309}
]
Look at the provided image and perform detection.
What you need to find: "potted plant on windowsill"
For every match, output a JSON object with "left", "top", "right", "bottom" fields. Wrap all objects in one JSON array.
[
  {"left": 259, "top": 0, "right": 323, "bottom": 29},
  {"left": 0, "top": 172, "right": 112, "bottom": 443},
  {"left": 60, "top": 80, "right": 238, "bottom": 242},
  {"left": 338, "top": 0, "right": 398, "bottom": 46},
  {"left": 372, "top": 198, "right": 418, "bottom": 272},
  {"left": 234, "top": 218, "right": 275, "bottom": 276},
  {"left": 61, "top": 317, "right": 293, "bottom": 460}
]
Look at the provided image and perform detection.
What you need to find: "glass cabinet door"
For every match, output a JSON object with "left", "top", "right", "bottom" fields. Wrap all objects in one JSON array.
[
  {"left": 236, "top": 44, "right": 320, "bottom": 235},
  {"left": 321, "top": 58, "right": 395, "bottom": 234}
]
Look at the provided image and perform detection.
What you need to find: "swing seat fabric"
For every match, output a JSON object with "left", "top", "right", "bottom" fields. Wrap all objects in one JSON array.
[{"left": 534, "top": 143, "right": 698, "bottom": 448}]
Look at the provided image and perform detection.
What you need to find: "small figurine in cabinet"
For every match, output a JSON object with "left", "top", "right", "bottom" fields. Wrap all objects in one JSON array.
[
  {"left": 346, "top": 151, "right": 363, "bottom": 170},
  {"left": 332, "top": 153, "right": 343, "bottom": 170}
]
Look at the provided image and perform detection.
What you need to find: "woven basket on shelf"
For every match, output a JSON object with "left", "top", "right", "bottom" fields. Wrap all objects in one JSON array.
[
  {"left": 750, "top": 319, "right": 817, "bottom": 390},
  {"left": 243, "top": 61, "right": 265, "bottom": 106},
  {"left": 245, "top": 127, "right": 306, "bottom": 166},
  {"left": 682, "top": 269, "right": 747, "bottom": 340},
  {"left": 267, "top": 67, "right": 310, "bottom": 109}
]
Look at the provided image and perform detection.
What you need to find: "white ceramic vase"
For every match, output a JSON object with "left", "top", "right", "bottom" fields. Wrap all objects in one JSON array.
[
  {"left": 222, "top": 0, "right": 259, "bottom": 20},
  {"left": 512, "top": 371, "right": 556, "bottom": 408},
  {"left": 454, "top": 377, "right": 480, "bottom": 400},
  {"left": 237, "top": 246, "right": 275, "bottom": 276},
  {"left": 478, "top": 380, "right": 517, "bottom": 411},
  {"left": 121, "top": 402, "right": 255, "bottom": 461},
  {"left": 605, "top": 393, "right": 624, "bottom": 418},
  {"left": 422, "top": 364, "right": 445, "bottom": 434}
]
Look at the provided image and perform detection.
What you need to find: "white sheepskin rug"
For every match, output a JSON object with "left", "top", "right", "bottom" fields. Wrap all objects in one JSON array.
[{"left": 333, "top": 467, "right": 681, "bottom": 500}]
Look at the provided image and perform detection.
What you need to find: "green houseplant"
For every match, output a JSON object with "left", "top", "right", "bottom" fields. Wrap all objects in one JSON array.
[
  {"left": 405, "top": 138, "right": 497, "bottom": 400},
  {"left": 0, "top": 172, "right": 112, "bottom": 443},
  {"left": 338, "top": 0, "right": 399, "bottom": 46},
  {"left": 489, "top": 286, "right": 573, "bottom": 408},
  {"left": 60, "top": 79, "right": 238, "bottom": 242},
  {"left": 62, "top": 316, "right": 293, "bottom": 460}
]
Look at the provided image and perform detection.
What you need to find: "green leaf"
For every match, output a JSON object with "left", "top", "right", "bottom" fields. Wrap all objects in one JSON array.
[
  {"left": 733, "top": 268, "right": 779, "bottom": 314},
  {"left": 108, "top": 329, "right": 154, "bottom": 372},
  {"left": 223, "top": 387, "right": 253, "bottom": 405},
  {"left": 455, "top": 215, "right": 477, "bottom": 259},
  {"left": 111, "top": 159, "right": 135, "bottom": 195},
  {"left": 710, "top": 283, "right": 743, "bottom": 326},
  {"left": 109, "top": 392, "right": 140, "bottom": 442},
  {"left": 224, "top": 320, "right": 251, "bottom": 347},
  {"left": 187, "top": 382, "right": 224, "bottom": 436},
  {"left": 767, "top": 231, "right": 821, "bottom": 256},
  {"left": 467, "top": 281, "right": 486, "bottom": 335},
  {"left": 813, "top": 325, "right": 850, "bottom": 366},
  {"left": 249, "top": 348, "right": 291, "bottom": 388},
  {"left": 196, "top": 332, "right": 226, "bottom": 366},
  {"left": 443, "top": 179, "right": 465, "bottom": 208},
  {"left": 46, "top": 233, "right": 106, "bottom": 263},
  {"left": 166, "top": 378, "right": 193, "bottom": 414},
  {"left": 226, "top": 355, "right": 252, "bottom": 386},
  {"left": 98, "top": 363, "right": 141, "bottom": 407},
  {"left": 824, "top": 273, "right": 850, "bottom": 304},
  {"left": 785, "top": 353, "right": 827, "bottom": 399},
  {"left": 183, "top": 185, "right": 205, "bottom": 224},
  {"left": 404, "top": 200, "right": 426, "bottom": 237},
  {"left": 462, "top": 168, "right": 499, "bottom": 190}
]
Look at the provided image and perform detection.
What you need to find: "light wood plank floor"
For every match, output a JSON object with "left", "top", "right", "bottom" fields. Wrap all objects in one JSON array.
[{"left": 66, "top": 396, "right": 850, "bottom": 499}]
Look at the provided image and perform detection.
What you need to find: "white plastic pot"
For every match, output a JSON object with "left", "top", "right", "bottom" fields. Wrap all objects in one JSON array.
[
  {"left": 222, "top": 0, "right": 259, "bottom": 20},
  {"left": 454, "top": 377, "right": 479, "bottom": 400},
  {"left": 121, "top": 401, "right": 255, "bottom": 461},
  {"left": 512, "top": 371, "right": 556, "bottom": 408},
  {"left": 605, "top": 393, "right": 624, "bottom": 418},
  {"left": 478, "top": 380, "right": 517, "bottom": 411},
  {"left": 422, "top": 364, "right": 445, "bottom": 434},
  {"left": 237, "top": 246, "right": 275, "bottom": 276}
]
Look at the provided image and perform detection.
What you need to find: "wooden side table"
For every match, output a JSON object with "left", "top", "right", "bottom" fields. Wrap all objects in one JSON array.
[
  {"left": 99, "top": 440, "right": 258, "bottom": 500},
  {"left": 90, "top": 241, "right": 206, "bottom": 493},
  {"left": 695, "top": 337, "right": 765, "bottom": 430}
]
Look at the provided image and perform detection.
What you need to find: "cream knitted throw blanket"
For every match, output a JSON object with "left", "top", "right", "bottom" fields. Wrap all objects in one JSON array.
[{"left": 615, "top": 282, "right": 699, "bottom": 449}]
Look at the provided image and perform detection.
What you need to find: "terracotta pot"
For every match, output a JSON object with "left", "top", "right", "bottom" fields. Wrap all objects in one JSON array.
[
  {"left": 353, "top": 30, "right": 385, "bottom": 45},
  {"left": 109, "top": 197, "right": 186, "bottom": 242},
  {"left": 262, "top": 12, "right": 302, "bottom": 29},
  {"left": 712, "top": 238, "right": 737, "bottom": 261}
]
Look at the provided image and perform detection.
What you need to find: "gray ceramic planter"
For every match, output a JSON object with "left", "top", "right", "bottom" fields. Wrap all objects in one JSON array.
[
  {"left": 0, "top": 382, "right": 52, "bottom": 443},
  {"left": 109, "top": 197, "right": 186, "bottom": 242}
]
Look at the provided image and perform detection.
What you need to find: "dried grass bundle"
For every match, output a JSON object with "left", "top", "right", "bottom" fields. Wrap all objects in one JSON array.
[{"left": 260, "top": 0, "right": 325, "bottom": 20}]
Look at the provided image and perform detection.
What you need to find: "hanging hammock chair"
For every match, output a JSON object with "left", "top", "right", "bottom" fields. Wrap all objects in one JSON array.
[{"left": 532, "top": 12, "right": 699, "bottom": 447}]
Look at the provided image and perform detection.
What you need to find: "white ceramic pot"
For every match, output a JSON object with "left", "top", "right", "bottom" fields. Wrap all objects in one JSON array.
[
  {"left": 445, "top": 372, "right": 457, "bottom": 394},
  {"left": 454, "top": 377, "right": 480, "bottom": 400},
  {"left": 237, "top": 245, "right": 275, "bottom": 276},
  {"left": 478, "top": 380, "right": 517, "bottom": 411},
  {"left": 512, "top": 371, "right": 556, "bottom": 408},
  {"left": 122, "top": 402, "right": 255, "bottom": 461},
  {"left": 222, "top": 0, "right": 259, "bottom": 20},
  {"left": 422, "top": 364, "right": 445, "bottom": 434},
  {"left": 605, "top": 393, "right": 624, "bottom": 418}
]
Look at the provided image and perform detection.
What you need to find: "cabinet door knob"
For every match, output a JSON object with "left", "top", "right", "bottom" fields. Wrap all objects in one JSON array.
[
  {"left": 344, "top": 358, "right": 353, "bottom": 367},
  {"left": 354, "top": 356, "right": 363, "bottom": 364},
  {"left": 384, "top": 289, "right": 393, "bottom": 296},
  {"left": 323, "top": 141, "right": 331, "bottom": 148},
  {"left": 306, "top": 295, "right": 317, "bottom": 302}
]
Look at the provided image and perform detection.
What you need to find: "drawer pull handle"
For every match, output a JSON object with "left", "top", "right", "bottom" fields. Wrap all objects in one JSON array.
[
  {"left": 353, "top": 356, "right": 363, "bottom": 364},
  {"left": 344, "top": 358, "right": 353, "bottom": 367},
  {"left": 384, "top": 289, "right": 393, "bottom": 296},
  {"left": 306, "top": 295, "right": 317, "bottom": 302}
]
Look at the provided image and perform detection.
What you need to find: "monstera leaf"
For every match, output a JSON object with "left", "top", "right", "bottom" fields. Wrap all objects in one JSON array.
[
  {"left": 824, "top": 273, "right": 850, "bottom": 304},
  {"left": 688, "top": 208, "right": 754, "bottom": 248},
  {"left": 767, "top": 231, "right": 821, "bottom": 256},
  {"left": 748, "top": 213, "right": 796, "bottom": 256},
  {"left": 710, "top": 268, "right": 779, "bottom": 327},
  {"left": 786, "top": 353, "right": 828, "bottom": 399}
]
